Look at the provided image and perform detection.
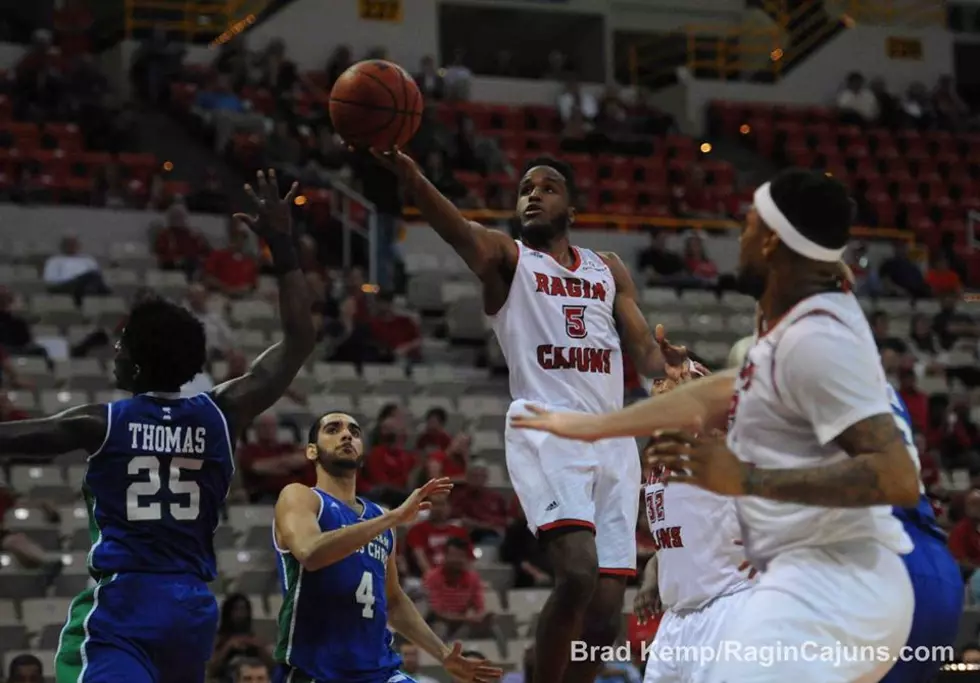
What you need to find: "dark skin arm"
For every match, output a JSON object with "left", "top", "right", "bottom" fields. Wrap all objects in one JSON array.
[
  {"left": 649, "top": 413, "right": 921, "bottom": 508},
  {"left": 600, "top": 251, "right": 688, "bottom": 379},
  {"left": 0, "top": 403, "right": 107, "bottom": 459},
  {"left": 369, "top": 149, "right": 518, "bottom": 314},
  {"left": 211, "top": 170, "right": 317, "bottom": 437}
]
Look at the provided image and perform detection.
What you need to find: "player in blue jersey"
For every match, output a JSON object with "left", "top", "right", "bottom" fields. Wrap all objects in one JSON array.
[
  {"left": 882, "top": 383, "right": 963, "bottom": 683},
  {"left": 0, "top": 169, "right": 318, "bottom": 683},
  {"left": 272, "top": 410, "right": 503, "bottom": 683}
]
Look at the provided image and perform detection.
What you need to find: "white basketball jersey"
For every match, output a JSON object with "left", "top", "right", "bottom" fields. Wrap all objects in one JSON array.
[
  {"left": 490, "top": 242, "right": 624, "bottom": 413},
  {"left": 726, "top": 291, "right": 912, "bottom": 568},
  {"left": 644, "top": 473, "right": 750, "bottom": 611}
]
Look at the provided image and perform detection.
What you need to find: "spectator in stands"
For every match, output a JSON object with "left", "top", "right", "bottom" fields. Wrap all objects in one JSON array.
[
  {"left": 870, "top": 311, "right": 909, "bottom": 355},
  {"left": 423, "top": 537, "right": 492, "bottom": 639},
  {"left": 672, "top": 167, "right": 724, "bottom": 219},
  {"left": 154, "top": 203, "right": 210, "bottom": 273},
  {"left": 405, "top": 494, "right": 471, "bottom": 576},
  {"left": 359, "top": 403, "right": 416, "bottom": 504},
  {"left": 185, "top": 282, "right": 235, "bottom": 352},
  {"left": 42, "top": 234, "right": 110, "bottom": 306},
  {"left": 443, "top": 48, "right": 473, "bottom": 101},
  {"left": 209, "top": 594, "right": 274, "bottom": 681},
  {"left": 925, "top": 254, "right": 963, "bottom": 297},
  {"left": 545, "top": 49, "right": 570, "bottom": 79},
  {"left": 933, "top": 297, "right": 976, "bottom": 351},
  {"left": 203, "top": 221, "right": 259, "bottom": 297},
  {"left": 0, "top": 393, "right": 29, "bottom": 422},
  {"left": 836, "top": 72, "right": 879, "bottom": 125},
  {"left": 257, "top": 38, "right": 297, "bottom": 98},
  {"left": 933, "top": 76, "right": 971, "bottom": 131},
  {"left": 324, "top": 295, "right": 379, "bottom": 365},
  {"left": 844, "top": 242, "right": 882, "bottom": 297},
  {"left": 324, "top": 45, "right": 353, "bottom": 89},
  {"left": 869, "top": 77, "right": 901, "bottom": 129},
  {"left": 557, "top": 78, "right": 598, "bottom": 125},
  {"left": 941, "top": 397, "right": 980, "bottom": 471},
  {"left": 908, "top": 313, "right": 947, "bottom": 373},
  {"left": 415, "top": 55, "right": 445, "bottom": 101},
  {"left": 596, "top": 85, "right": 630, "bottom": 138},
  {"left": 637, "top": 230, "right": 686, "bottom": 286},
  {"left": 0, "top": 286, "right": 48, "bottom": 362},
  {"left": 93, "top": 162, "right": 134, "bottom": 209},
  {"left": 370, "top": 290, "right": 422, "bottom": 364},
  {"left": 131, "top": 25, "right": 185, "bottom": 105},
  {"left": 500, "top": 506, "right": 552, "bottom": 588},
  {"left": 682, "top": 233, "right": 718, "bottom": 285},
  {"left": 879, "top": 241, "right": 930, "bottom": 299},
  {"left": 6, "top": 653, "right": 43, "bottom": 683},
  {"left": 232, "top": 657, "right": 271, "bottom": 683},
  {"left": 426, "top": 432, "right": 472, "bottom": 482},
  {"left": 416, "top": 407, "right": 452, "bottom": 452},
  {"left": 0, "top": 484, "right": 62, "bottom": 580},
  {"left": 238, "top": 413, "right": 313, "bottom": 503},
  {"left": 451, "top": 460, "right": 507, "bottom": 542},
  {"left": 14, "top": 30, "right": 64, "bottom": 122},
  {"left": 901, "top": 82, "right": 935, "bottom": 130},
  {"left": 399, "top": 643, "right": 440, "bottom": 683},
  {"left": 304, "top": 127, "right": 349, "bottom": 179},
  {"left": 452, "top": 114, "right": 510, "bottom": 176},
  {"left": 897, "top": 367, "right": 929, "bottom": 432},
  {"left": 196, "top": 74, "right": 266, "bottom": 153}
]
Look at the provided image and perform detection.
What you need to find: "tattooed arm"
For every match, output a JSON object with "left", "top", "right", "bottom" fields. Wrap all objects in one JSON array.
[
  {"left": 741, "top": 413, "right": 919, "bottom": 507},
  {"left": 739, "top": 316, "right": 920, "bottom": 508}
]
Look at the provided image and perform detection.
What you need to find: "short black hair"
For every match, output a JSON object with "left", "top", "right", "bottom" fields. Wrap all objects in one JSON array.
[
  {"left": 767, "top": 168, "right": 854, "bottom": 252},
  {"left": 308, "top": 411, "right": 357, "bottom": 444},
  {"left": 445, "top": 536, "right": 470, "bottom": 553},
  {"left": 425, "top": 407, "right": 447, "bottom": 424},
  {"left": 8, "top": 654, "right": 42, "bottom": 679},
  {"left": 522, "top": 156, "right": 576, "bottom": 199},
  {"left": 233, "top": 658, "right": 269, "bottom": 683},
  {"left": 123, "top": 296, "right": 206, "bottom": 391}
]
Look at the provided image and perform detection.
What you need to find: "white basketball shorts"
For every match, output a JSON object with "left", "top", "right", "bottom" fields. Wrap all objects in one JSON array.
[
  {"left": 703, "top": 540, "right": 914, "bottom": 683},
  {"left": 643, "top": 587, "right": 752, "bottom": 683},
  {"left": 505, "top": 399, "right": 641, "bottom": 575}
]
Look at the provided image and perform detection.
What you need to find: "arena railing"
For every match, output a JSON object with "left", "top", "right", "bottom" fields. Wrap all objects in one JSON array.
[{"left": 123, "top": 0, "right": 270, "bottom": 43}]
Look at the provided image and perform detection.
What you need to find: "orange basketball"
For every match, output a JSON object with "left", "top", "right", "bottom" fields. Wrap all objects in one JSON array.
[{"left": 328, "top": 60, "right": 423, "bottom": 150}]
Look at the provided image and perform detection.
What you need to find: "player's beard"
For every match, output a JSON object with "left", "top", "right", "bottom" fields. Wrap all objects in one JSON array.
[
  {"left": 734, "top": 262, "right": 768, "bottom": 300},
  {"left": 520, "top": 213, "right": 568, "bottom": 248},
  {"left": 317, "top": 447, "right": 362, "bottom": 477}
]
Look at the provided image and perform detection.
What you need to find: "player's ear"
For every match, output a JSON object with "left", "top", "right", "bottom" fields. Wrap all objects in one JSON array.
[
  {"left": 568, "top": 206, "right": 576, "bottom": 226},
  {"left": 761, "top": 231, "right": 781, "bottom": 260},
  {"left": 305, "top": 443, "right": 318, "bottom": 462}
]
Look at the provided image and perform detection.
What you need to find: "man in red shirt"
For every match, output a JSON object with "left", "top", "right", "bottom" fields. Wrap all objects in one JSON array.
[
  {"left": 416, "top": 408, "right": 452, "bottom": 452},
  {"left": 153, "top": 204, "right": 211, "bottom": 272},
  {"left": 370, "top": 291, "right": 422, "bottom": 362},
  {"left": 450, "top": 460, "right": 507, "bottom": 542},
  {"left": 423, "top": 537, "right": 493, "bottom": 639},
  {"left": 948, "top": 489, "right": 980, "bottom": 574},
  {"left": 897, "top": 367, "right": 928, "bottom": 432},
  {"left": 237, "top": 413, "right": 314, "bottom": 502},
  {"left": 405, "top": 495, "right": 470, "bottom": 575},
  {"left": 203, "top": 222, "right": 259, "bottom": 297}
]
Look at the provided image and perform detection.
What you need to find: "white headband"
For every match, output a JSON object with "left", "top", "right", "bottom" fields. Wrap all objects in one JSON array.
[{"left": 753, "top": 182, "right": 846, "bottom": 263}]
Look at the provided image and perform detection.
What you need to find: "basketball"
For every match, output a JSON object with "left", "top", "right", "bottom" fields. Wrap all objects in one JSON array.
[{"left": 328, "top": 60, "right": 423, "bottom": 150}]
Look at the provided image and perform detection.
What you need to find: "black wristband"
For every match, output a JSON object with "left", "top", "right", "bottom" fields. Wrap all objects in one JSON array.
[{"left": 265, "top": 234, "right": 299, "bottom": 275}]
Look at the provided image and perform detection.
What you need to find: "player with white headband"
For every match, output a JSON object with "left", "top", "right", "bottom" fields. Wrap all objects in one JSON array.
[{"left": 513, "top": 168, "right": 919, "bottom": 683}]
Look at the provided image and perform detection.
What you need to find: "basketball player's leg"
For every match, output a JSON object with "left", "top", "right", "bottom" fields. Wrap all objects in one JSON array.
[
  {"left": 642, "top": 610, "right": 683, "bottom": 683},
  {"left": 158, "top": 577, "right": 220, "bottom": 683},
  {"left": 704, "top": 543, "right": 914, "bottom": 683},
  {"left": 505, "top": 401, "right": 602, "bottom": 683},
  {"left": 55, "top": 576, "right": 156, "bottom": 683},
  {"left": 561, "top": 437, "right": 641, "bottom": 683}
]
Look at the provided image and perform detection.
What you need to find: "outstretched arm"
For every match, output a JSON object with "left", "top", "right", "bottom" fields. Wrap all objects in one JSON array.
[
  {"left": 211, "top": 170, "right": 317, "bottom": 435},
  {"left": 385, "top": 549, "right": 451, "bottom": 661},
  {"left": 0, "top": 403, "right": 107, "bottom": 459}
]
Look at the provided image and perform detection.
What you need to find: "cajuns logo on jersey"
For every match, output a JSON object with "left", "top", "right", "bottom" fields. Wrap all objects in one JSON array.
[
  {"left": 644, "top": 475, "right": 685, "bottom": 551},
  {"left": 727, "top": 357, "right": 756, "bottom": 430},
  {"left": 533, "top": 272, "right": 614, "bottom": 375}
]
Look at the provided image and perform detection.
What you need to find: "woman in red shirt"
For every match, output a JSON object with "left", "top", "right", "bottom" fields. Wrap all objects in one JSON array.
[{"left": 683, "top": 234, "right": 719, "bottom": 284}]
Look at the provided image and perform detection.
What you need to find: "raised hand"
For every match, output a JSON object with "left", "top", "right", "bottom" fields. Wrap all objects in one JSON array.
[
  {"left": 646, "top": 429, "right": 748, "bottom": 497},
  {"left": 509, "top": 404, "right": 603, "bottom": 443},
  {"left": 655, "top": 324, "right": 690, "bottom": 381},
  {"left": 392, "top": 477, "right": 454, "bottom": 525},
  {"left": 442, "top": 642, "right": 504, "bottom": 683},
  {"left": 233, "top": 169, "right": 299, "bottom": 239},
  {"left": 368, "top": 146, "right": 421, "bottom": 181}
]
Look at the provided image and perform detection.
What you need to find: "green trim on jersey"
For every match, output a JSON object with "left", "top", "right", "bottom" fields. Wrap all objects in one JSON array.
[
  {"left": 55, "top": 574, "right": 116, "bottom": 683},
  {"left": 274, "top": 552, "right": 304, "bottom": 665},
  {"left": 82, "top": 483, "right": 103, "bottom": 575}
]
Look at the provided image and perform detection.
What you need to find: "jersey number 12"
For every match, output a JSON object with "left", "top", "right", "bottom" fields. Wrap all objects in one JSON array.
[
  {"left": 355, "top": 570, "right": 376, "bottom": 618},
  {"left": 126, "top": 456, "right": 201, "bottom": 521}
]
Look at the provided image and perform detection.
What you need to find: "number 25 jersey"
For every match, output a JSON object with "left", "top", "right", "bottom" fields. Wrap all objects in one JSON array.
[{"left": 84, "top": 392, "right": 235, "bottom": 581}]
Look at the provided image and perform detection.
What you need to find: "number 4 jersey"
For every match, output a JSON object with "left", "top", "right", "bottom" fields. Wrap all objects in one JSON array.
[
  {"left": 272, "top": 489, "right": 401, "bottom": 683},
  {"left": 84, "top": 392, "right": 235, "bottom": 581},
  {"left": 490, "top": 241, "right": 624, "bottom": 413}
]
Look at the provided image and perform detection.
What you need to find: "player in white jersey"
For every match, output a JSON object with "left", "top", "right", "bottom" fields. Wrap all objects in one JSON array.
[
  {"left": 372, "top": 149, "right": 688, "bottom": 683},
  {"left": 635, "top": 373, "right": 753, "bottom": 683},
  {"left": 513, "top": 168, "right": 922, "bottom": 683}
]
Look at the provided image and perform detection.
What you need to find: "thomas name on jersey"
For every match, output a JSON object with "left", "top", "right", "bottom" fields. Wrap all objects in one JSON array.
[
  {"left": 127, "top": 423, "right": 207, "bottom": 455},
  {"left": 533, "top": 270, "right": 614, "bottom": 375}
]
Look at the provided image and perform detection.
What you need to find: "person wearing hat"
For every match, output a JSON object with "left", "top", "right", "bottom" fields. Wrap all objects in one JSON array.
[{"left": 511, "top": 168, "right": 923, "bottom": 683}]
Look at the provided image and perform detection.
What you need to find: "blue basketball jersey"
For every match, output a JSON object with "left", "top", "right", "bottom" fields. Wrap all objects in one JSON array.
[
  {"left": 274, "top": 489, "right": 402, "bottom": 683},
  {"left": 84, "top": 392, "right": 234, "bottom": 581}
]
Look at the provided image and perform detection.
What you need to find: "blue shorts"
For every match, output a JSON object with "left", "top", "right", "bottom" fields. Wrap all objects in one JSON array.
[
  {"left": 273, "top": 665, "right": 418, "bottom": 683},
  {"left": 881, "top": 527, "right": 963, "bottom": 683},
  {"left": 55, "top": 573, "right": 218, "bottom": 683}
]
